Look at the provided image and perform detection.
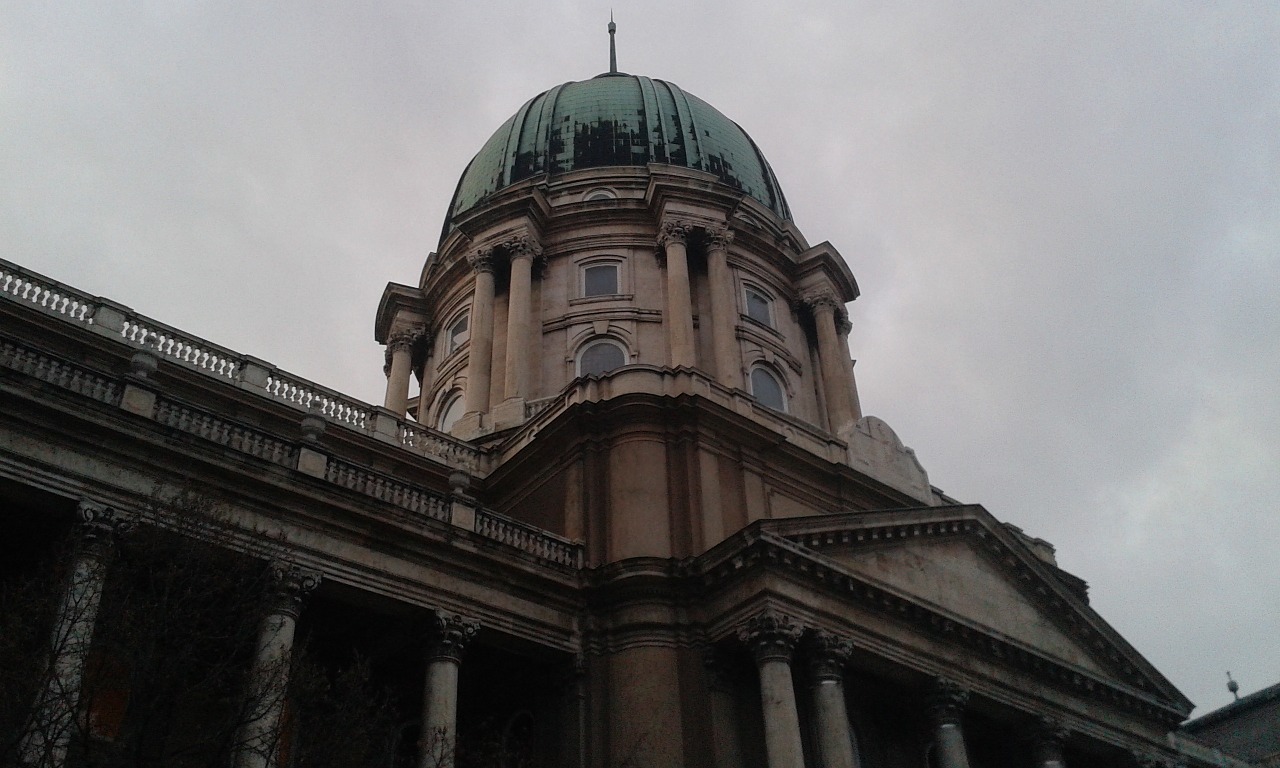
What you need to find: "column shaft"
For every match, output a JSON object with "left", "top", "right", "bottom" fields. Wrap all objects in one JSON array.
[
  {"left": 383, "top": 336, "right": 415, "bottom": 417},
  {"left": 20, "top": 502, "right": 126, "bottom": 768},
  {"left": 927, "top": 679, "right": 972, "bottom": 768},
  {"left": 418, "top": 612, "right": 478, "bottom": 768},
  {"left": 812, "top": 301, "right": 853, "bottom": 431},
  {"left": 660, "top": 224, "right": 697, "bottom": 368},
  {"left": 759, "top": 659, "right": 806, "bottom": 768},
  {"left": 503, "top": 251, "right": 534, "bottom": 401},
  {"left": 463, "top": 252, "right": 496, "bottom": 415},
  {"left": 706, "top": 232, "right": 740, "bottom": 388},
  {"left": 836, "top": 320, "right": 862, "bottom": 422},
  {"left": 813, "top": 680, "right": 858, "bottom": 768}
]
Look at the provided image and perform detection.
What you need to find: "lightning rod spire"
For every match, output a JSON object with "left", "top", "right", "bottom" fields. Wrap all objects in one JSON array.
[{"left": 608, "top": 12, "right": 618, "bottom": 74}]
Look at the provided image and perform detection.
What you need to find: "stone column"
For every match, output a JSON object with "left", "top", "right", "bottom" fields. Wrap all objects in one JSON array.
[
  {"left": 804, "top": 291, "right": 854, "bottom": 433},
  {"left": 383, "top": 329, "right": 419, "bottom": 417},
  {"left": 808, "top": 631, "right": 858, "bottom": 768},
  {"left": 738, "top": 610, "right": 806, "bottom": 768},
  {"left": 1032, "top": 717, "right": 1068, "bottom": 768},
  {"left": 419, "top": 611, "right": 479, "bottom": 768},
  {"left": 20, "top": 501, "right": 130, "bottom": 768},
  {"left": 836, "top": 315, "right": 862, "bottom": 422},
  {"left": 705, "top": 227, "right": 741, "bottom": 388},
  {"left": 463, "top": 249, "right": 497, "bottom": 416},
  {"left": 703, "top": 649, "right": 746, "bottom": 768},
  {"left": 926, "top": 678, "right": 971, "bottom": 768},
  {"left": 658, "top": 221, "right": 697, "bottom": 369},
  {"left": 502, "top": 237, "right": 542, "bottom": 402},
  {"left": 233, "top": 562, "right": 321, "bottom": 768}
]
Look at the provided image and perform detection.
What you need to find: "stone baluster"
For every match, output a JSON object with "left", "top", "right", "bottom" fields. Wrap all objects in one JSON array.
[
  {"left": 502, "top": 237, "right": 542, "bottom": 402},
  {"left": 1032, "top": 717, "right": 1068, "bottom": 768},
  {"left": 926, "top": 678, "right": 972, "bottom": 768},
  {"left": 808, "top": 631, "right": 859, "bottom": 768},
  {"left": 420, "top": 611, "right": 479, "bottom": 768},
  {"left": 803, "top": 291, "right": 855, "bottom": 433},
  {"left": 383, "top": 329, "right": 421, "bottom": 417},
  {"left": 835, "top": 315, "right": 862, "bottom": 422},
  {"left": 233, "top": 562, "right": 321, "bottom": 768},
  {"left": 463, "top": 249, "right": 497, "bottom": 416},
  {"left": 658, "top": 221, "right": 697, "bottom": 369},
  {"left": 703, "top": 649, "right": 746, "bottom": 768},
  {"left": 20, "top": 501, "right": 131, "bottom": 768},
  {"left": 705, "top": 227, "right": 741, "bottom": 388},
  {"left": 738, "top": 610, "right": 806, "bottom": 768}
]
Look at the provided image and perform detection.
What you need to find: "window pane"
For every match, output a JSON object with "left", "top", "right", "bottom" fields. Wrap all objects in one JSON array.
[
  {"left": 580, "top": 342, "right": 625, "bottom": 376},
  {"left": 750, "top": 367, "right": 786, "bottom": 411},
  {"left": 584, "top": 264, "right": 618, "bottom": 297},
  {"left": 439, "top": 394, "right": 465, "bottom": 432},
  {"left": 745, "top": 289, "right": 772, "bottom": 326},
  {"left": 448, "top": 315, "right": 469, "bottom": 352}
]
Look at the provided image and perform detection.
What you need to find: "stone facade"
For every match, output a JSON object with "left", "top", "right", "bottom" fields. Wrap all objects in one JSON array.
[{"left": 0, "top": 63, "right": 1238, "bottom": 768}]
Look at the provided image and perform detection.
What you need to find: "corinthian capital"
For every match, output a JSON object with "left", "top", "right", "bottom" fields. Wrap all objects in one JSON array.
[
  {"left": 267, "top": 560, "right": 322, "bottom": 618},
  {"left": 75, "top": 500, "right": 134, "bottom": 541},
  {"left": 500, "top": 234, "right": 543, "bottom": 262},
  {"left": 800, "top": 289, "right": 841, "bottom": 315},
  {"left": 926, "top": 677, "right": 970, "bottom": 726},
  {"left": 386, "top": 328, "right": 422, "bottom": 355},
  {"left": 426, "top": 610, "right": 480, "bottom": 664},
  {"left": 657, "top": 220, "right": 694, "bottom": 249},
  {"left": 469, "top": 248, "right": 498, "bottom": 274},
  {"left": 737, "top": 609, "right": 803, "bottom": 665},
  {"left": 706, "top": 225, "right": 734, "bottom": 251},
  {"left": 807, "top": 629, "right": 854, "bottom": 682}
]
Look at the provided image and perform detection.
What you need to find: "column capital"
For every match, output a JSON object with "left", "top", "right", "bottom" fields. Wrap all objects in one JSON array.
[
  {"left": 469, "top": 248, "right": 498, "bottom": 274},
  {"left": 926, "top": 677, "right": 970, "bottom": 726},
  {"left": 426, "top": 610, "right": 480, "bottom": 664},
  {"left": 836, "top": 314, "right": 853, "bottom": 336},
  {"left": 75, "top": 500, "right": 134, "bottom": 542},
  {"left": 499, "top": 234, "right": 543, "bottom": 262},
  {"left": 807, "top": 629, "right": 854, "bottom": 683},
  {"left": 800, "top": 289, "right": 842, "bottom": 315},
  {"left": 658, "top": 220, "right": 694, "bottom": 249},
  {"left": 266, "top": 560, "right": 322, "bottom": 618},
  {"left": 737, "top": 609, "right": 804, "bottom": 665},
  {"left": 1033, "top": 716, "right": 1069, "bottom": 764},
  {"left": 386, "top": 328, "right": 423, "bottom": 354},
  {"left": 706, "top": 225, "right": 734, "bottom": 251}
]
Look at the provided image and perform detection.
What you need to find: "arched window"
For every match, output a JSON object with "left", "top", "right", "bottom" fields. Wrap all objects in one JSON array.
[
  {"left": 437, "top": 391, "right": 465, "bottom": 432},
  {"left": 445, "top": 313, "right": 469, "bottom": 355},
  {"left": 584, "top": 188, "right": 617, "bottom": 202},
  {"left": 744, "top": 285, "right": 774, "bottom": 327},
  {"left": 577, "top": 339, "right": 627, "bottom": 377},
  {"left": 749, "top": 364, "right": 787, "bottom": 412}
]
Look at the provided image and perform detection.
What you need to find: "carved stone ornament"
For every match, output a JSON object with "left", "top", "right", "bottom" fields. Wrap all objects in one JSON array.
[
  {"left": 426, "top": 610, "right": 480, "bottom": 664},
  {"left": 706, "top": 225, "right": 734, "bottom": 251},
  {"left": 800, "top": 289, "right": 841, "bottom": 315},
  {"left": 267, "top": 561, "right": 322, "bottom": 618},
  {"left": 737, "top": 609, "right": 804, "bottom": 665},
  {"left": 926, "top": 677, "right": 970, "bottom": 726},
  {"left": 468, "top": 248, "right": 498, "bottom": 274},
  {"left": 1032, "top": 716, "right": 1069, "bottom": 762},
  {"left": 499, "top": 234, "right": 544, "bottom": 263},
  {"left": 75, "top": 500, "right": 134, "bottom": 542},
  {"left": 657, "top": 220, "right": 694, "bottom": 249},
  {"left": 836, "top": 314, "right": 853, "bottom": 337},
  {"left": 386, "top": 328, "right": 422, "bottom": 355},
  {"left": 128, "top": 349, "right": 159, "bottom": 379},
  {"left": 807, "top": 629, "right": 854, "bottom": 683}
]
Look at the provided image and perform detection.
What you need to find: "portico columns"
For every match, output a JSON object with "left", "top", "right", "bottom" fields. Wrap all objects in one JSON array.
[
  {"left": 926, "top": 678, "right": 972, "bottom": 768},
  {"left": 658, "top": 221, "right": 697, "bottom": 369},
  {"left": 804, "top": 291, "right": 855, "bottom": 432},
  {"left": 232, "top": 562, "right": 321, "bottom": 768},
  {"left": 419, "top": 611, "right": 479, "bottom": 768},
  {"left": 502, "top": 238, "right": 542, "bottom": 402},
  {"left": 1033, "top": 718, "right": 1069, "bottom": 768},
  {"left": 808, "top": 631, "right": 858, "bottom": 768},
  {"left": 383, "top": 329, "right": 420, "bottom": 417},
  {"left": 703, "top": 649, "right": 746, "bottom": 768},
  {"left": 20, "top": 501, "right": 130, "bottom": 768},
  {"left": 463, "top": 249, "right": 497, "bottom": 416},
  {"left": 739, "top": 610, "right": 806, "bottom": 768},
  {"left": 705, "top": 227, "right": 741, "bottom": 388}
]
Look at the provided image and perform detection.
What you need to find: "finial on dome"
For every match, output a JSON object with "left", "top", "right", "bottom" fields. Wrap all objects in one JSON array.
[
  {"left": 608, "top": 12, "right": 617, "bottom": 74},
  {"left": 1227, "top": 671, "right": 1240, "bottom": 701}
]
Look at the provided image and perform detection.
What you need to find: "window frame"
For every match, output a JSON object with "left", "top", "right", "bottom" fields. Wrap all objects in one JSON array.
[
  {"left": 437, "top": 390, "right": 465, "bottom": 432},
  {"left": 576, "top": 338, "right": 628, "bottom": 378},
  {"left": 748, "top": 363, "right": 788, "bottom": 413},
  {"left": 444, "top": 311, "right": 470, "bottom": 356},
  {"left": 582, "top": 262, "right": 620, "bottom": 298},
  {"left": 743, "top": 284, "right": 775, "bottom": 328}
]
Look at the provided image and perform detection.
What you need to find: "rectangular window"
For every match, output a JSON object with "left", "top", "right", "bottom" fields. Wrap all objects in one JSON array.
[
  {"left": 583, "top": 264, "right": 619, "bottom": 297},
  {"left": 745, "top": 287, "right": 773, "bottom": 327}
]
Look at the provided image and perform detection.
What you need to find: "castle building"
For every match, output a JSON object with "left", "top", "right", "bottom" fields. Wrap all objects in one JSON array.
[{"left": 0, "top": 29, "right": 1244, "bottom": 768}]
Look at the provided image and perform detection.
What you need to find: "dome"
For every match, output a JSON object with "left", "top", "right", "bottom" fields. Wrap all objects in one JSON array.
[{"left": 445, "top": 73, "right": 792, "bottom": 228}]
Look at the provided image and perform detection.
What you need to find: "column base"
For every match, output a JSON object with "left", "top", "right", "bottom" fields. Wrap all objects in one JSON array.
[{"left": 489, "top": 397, "right": 527, "bottom": 431}]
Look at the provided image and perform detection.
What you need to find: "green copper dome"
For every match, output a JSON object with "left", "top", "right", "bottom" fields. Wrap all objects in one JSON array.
[{"left": 445, "top": 74, "right": 792, "bottom": 227}]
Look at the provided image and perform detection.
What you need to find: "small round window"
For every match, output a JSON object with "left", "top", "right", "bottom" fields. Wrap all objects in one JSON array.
[
  {"left": 578, "top": 339, "right": 627, "bottom": 377},
  {"left": 749, "top": 365, "right": 786, "bottom": 412}
]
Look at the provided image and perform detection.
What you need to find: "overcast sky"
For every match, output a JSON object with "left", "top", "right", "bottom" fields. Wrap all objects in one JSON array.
[{"left": 2, "top": 2, "right": 1276, "bottom": 717}]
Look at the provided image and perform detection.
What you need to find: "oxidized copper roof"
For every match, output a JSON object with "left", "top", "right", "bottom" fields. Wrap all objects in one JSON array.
[{"left": 444, "top": 73, "right": 791, "bottom": 231}]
